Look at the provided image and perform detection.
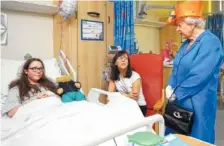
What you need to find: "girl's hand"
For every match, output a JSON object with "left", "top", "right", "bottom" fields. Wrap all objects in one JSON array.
[
  {"left": 37, "top": 92, "right": 48, "bottom": 99},
  {"left": 8, "top": 105, "right": 21, "bottom": 118},
  {"left": 45, "top": 91, "right": 55, "bottom": 96}
]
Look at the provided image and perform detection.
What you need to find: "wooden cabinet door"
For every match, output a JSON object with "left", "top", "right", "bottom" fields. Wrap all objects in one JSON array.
[
  {"left": 106, "top": 2, "right": 114, "bottom": 48},
  {"left": 77, "top": 1, "right": 107, "bottom": 94}
]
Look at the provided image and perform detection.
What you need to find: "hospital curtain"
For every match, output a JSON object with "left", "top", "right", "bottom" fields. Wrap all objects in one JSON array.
[
  {"left": 206, "top": 13, "right": 224, "bottom": 48},
  {"left": 114, "top": 1, "right": 135, "bottom": 54}
]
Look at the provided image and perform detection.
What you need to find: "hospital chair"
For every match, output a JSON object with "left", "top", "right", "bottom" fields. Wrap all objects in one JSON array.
[{"left": 130, "top": 53, "right": 165, "bottom": 133}]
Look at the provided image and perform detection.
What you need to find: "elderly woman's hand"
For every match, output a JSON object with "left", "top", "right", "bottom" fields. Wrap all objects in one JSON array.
[
  {"left": 221, "top": 63, "right": 224, "bottom": 73},
  {"left": 165, "top": 85, "right": 174, "bottom": 100}
]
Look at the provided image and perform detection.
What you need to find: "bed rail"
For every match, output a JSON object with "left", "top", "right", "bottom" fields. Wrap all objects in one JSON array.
[
  {"left": 58, "top": 50, "right": 77, "bottom": 81},
  {"left": 85, "top": 88, "right": 165, "bottom": 146},
  {"left": 82, "top": 114, "right": 165, "bottom": 146}
]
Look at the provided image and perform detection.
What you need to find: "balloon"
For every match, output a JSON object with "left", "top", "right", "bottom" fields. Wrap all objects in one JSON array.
[{"left": 58, "top": 0, "right": 77, "bottom": 19}]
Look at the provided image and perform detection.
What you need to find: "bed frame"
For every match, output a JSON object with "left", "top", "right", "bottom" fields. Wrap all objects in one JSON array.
[
  {"left": 21, "top": 51, "right": 166, "bottom": 146},
  {"left": 86, "top": 114, "right": 165, "bottom": 146},
  {"left": 58, "top": 50, "right": 77, "bottom": 81},
  {"left": 57, "top": 52, "right": 166, "bottom": 145},
  {"left": 85, "top": 88, "right": 165, "bottom": 146}
]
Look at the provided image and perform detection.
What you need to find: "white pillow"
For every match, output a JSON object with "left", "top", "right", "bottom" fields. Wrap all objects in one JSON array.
[
  {"left": 1, "top": 59, "right": 24, "bottom": 96},
  {"left": 43, "top": 58, "right": 62, "bottom": 81}
]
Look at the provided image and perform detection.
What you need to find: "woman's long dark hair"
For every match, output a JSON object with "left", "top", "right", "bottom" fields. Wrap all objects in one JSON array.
[
  {"left": 110, "top": 51, "right": 133, "bottom": 81},
  {"left": 9, "top": 58, "right": 57, "bottom": 101}
]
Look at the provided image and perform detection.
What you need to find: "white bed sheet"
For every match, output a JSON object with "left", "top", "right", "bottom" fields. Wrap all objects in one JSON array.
[{"left": 1, "top": 94, "right": 148, "bottom": 146}]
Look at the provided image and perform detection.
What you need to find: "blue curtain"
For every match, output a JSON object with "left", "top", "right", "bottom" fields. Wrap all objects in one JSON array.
[
  {"left": 206, "top": 13, "right": 224, "bottom": 48},
  {"left": 114, "top": 1, "right": 135, "bottom": 54}
]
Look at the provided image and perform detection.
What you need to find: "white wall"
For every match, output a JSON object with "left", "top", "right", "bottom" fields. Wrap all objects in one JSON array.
[
  {"left": 1, "top": 8, "right": 53, "bottom": 60},
  {"left": 212, "top": 1, "right": 224, "bottom": 12},
  {"left": 135, "top": 25, "right": 160, "bottom": 54}
]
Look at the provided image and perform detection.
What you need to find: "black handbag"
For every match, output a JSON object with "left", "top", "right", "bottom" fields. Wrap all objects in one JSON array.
[{"left": 163, "top": 94, "right": 194, "bottom": 135}]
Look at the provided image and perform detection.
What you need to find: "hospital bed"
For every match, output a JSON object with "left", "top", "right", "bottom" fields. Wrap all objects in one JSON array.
[{"left": 1, "top": 50, "right": 165, "bottom": 146}]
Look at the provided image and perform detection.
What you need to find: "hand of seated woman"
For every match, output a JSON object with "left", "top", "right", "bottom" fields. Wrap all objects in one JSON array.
[
  {"left": 121, "top": 92, "right": 138, "bottom": 100},
  {"left": 129, "top": 92, "right": 138, "bottom": 100}
]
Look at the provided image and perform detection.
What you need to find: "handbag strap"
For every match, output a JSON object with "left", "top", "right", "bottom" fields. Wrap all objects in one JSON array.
[{"left": 168, "top": 85, "right": 195, "bottom": 113}]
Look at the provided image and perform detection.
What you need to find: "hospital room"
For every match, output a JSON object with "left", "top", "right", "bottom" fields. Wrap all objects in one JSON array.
[{"left": 1, "top": 0, "right": 224, "bottom": 146}]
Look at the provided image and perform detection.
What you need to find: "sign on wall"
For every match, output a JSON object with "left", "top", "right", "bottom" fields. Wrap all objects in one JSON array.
[
  {"left": 81, "top": 20, "right": 104, "bottom": 41},
  {"left": 1, "top": 13, "right": 7, "bottom": 45}
]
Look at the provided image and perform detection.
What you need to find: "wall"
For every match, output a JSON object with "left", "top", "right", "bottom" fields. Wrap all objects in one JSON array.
[
  {"left": 211, "top": 0, "right": 224, "bottom": 13},
  {"left": 160, "top": 26, "right": 181, "bottom": 51},
  {"left": 1, "top": 3, "right": 53, "bottom": 60},
  {"left": 146, "top": 1, "right": 178, "bottom": 21},
  {"left": 156, "top": 1, "right": 181, "bottom": 50},
  {"left": 135, "top": 1, "right": 178, "bottom": 54},
  {"left": 53, "top": 1, "right": 112, "bottom": 94},
  {"left": 135, "top": 25, "right": 160, "bottom": 54}
]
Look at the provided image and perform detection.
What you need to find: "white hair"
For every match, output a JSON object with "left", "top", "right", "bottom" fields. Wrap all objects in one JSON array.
[{"left": 184, "top": 17, "right": 205, "bottom": 29}]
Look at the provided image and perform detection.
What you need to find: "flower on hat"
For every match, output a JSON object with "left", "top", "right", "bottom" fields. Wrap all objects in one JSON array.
[{"left": 167, "top": 11, "right": 176, "bottom": 24}]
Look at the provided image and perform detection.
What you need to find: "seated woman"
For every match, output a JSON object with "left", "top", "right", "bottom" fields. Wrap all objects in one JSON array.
[
  {"left": 108, "top": 51, "right": 147, "bottom": 116},
  {"left": 2, "top": 58, "right": 57, "bottom": 118}
]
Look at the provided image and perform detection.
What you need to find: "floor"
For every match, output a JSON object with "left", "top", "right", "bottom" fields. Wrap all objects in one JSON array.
[{"left": 216, "top": 101, "right": 224, "bottom": 146}]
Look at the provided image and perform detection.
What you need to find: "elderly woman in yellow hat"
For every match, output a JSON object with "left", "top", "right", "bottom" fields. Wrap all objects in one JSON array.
[{"left": 165, "top": 1, "right": 223, "bottom": 144}]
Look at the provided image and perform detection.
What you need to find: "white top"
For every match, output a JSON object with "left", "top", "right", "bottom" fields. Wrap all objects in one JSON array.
[
  {"left": 114, "top": 71, "right": 146, "bottom": 106},
  {"left": 2, "top": 86, "right": 49, "bottom": 116}
]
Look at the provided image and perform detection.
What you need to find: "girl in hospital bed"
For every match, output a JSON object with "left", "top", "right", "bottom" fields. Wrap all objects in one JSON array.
[
  {"left": 108, "top": 51, "right": 147, "bottom": 116},
  {"left": 2, "top": 58, "right": 57, "bottom": 118}
]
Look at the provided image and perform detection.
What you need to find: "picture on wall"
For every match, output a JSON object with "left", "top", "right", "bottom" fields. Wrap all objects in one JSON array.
[
  {"left": 1, "top": 13, "right": 8, "bottom": 45},
  {"left": 81, "top": 20, "right": 104, "bottom": 41}
]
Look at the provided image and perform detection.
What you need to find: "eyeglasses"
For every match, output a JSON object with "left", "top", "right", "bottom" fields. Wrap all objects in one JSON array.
[
  {"left": 117, "top": 56, "right": 128, "bottom": 61},
  {"left": 29, "top": 67, "right": 44, "bottom": 72}
]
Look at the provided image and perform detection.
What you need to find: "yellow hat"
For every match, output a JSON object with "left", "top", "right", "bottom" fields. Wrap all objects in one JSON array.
[{"left": 168, "top": 1, "right": 204, "bottom": 25}]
